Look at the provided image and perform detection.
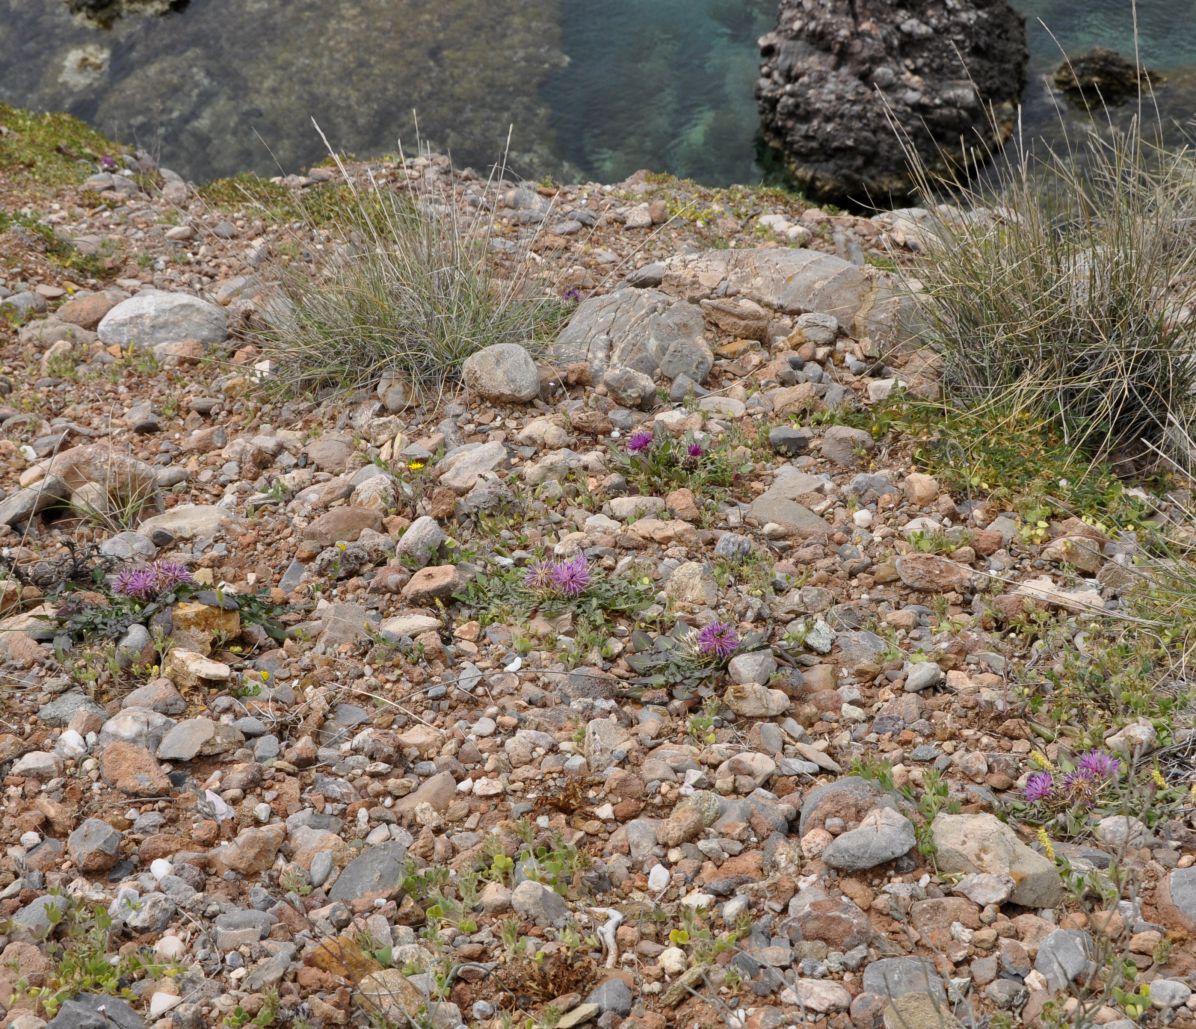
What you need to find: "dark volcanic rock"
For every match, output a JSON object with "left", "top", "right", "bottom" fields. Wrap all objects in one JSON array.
[
  {"left": 756, "top": 0, "right": 1028, "bottom": 203},
  {"left": 1054, "top": 48, "right": 1160, "bottom": 108}
]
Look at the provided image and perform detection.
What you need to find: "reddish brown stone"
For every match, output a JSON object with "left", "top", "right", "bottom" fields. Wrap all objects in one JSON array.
[{"left": 99, "top": 742, "right": 171, "bottom": 797}]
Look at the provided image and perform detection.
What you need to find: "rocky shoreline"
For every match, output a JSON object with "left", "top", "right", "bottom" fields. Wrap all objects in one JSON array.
[{"left": 0, "top": 108, "right": 1193, "bottom": 1029}]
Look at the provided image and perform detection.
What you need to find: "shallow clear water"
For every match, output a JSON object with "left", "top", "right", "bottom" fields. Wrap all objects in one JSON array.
[{"left": 0, "top": 0, "right": 1190, "bottom": 185}]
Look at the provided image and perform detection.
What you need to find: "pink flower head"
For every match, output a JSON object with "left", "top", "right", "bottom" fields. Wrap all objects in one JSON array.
[
  {"left": 1077, "top": 751, "right": 1119, "bottom": 781},
  {"left": 1060, "top": 770, "right": 1098, "bottom": 804},
  {"left": 697, "top": 622, "right": 739, "bottom": 659},
  {"left": 687, "top": 442, "right": 706, "bottom": 458},
  {"left": 1024, "top": 772, "right": 1055, "bottom": 803},
  {"left": 550, "top": 554, "right": 591, "bottom": 597},
  {"left": 627, "top": 430, "right": 654, "bottom": 453},
  {"left": 153, "top": 561, "right": 193, "bottom": 591},
  {"left": 524, "top": 561, "right": 557, "bottom": 591},
  {"left": 114, "top": 566, "right": 158, "bottom": 600}
]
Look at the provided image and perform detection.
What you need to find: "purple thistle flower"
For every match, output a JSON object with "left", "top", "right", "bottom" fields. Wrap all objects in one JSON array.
[
  {"left": 1060, "top": 770, "right": 1098, "bottom": 804},
  {"left": 687, "top": 442, "right": 706, "bottom": 459},
  {"left": 550, "top": 555, "right": 591, "bottom": 597},
  {"left": 524, "top": 561, "right": 557, "bottom": 591},
  {"left": 562, "top": 287, "right": 582, "bottom": 303},
  {"left": 153, "top": 560, "right": 193, "bottom": 591},
  {"left": 114, "top": 566, "right": 158, "bottom": 600},
  {"left": 100, "top": 155, "right": 117, "bottom": 171},
  {"left": 697, "top": 621, "right": 739, "bottom": 660},
  {"left": 1076, "top": 750, "right": 1120, "bottom": 781},
  {"left": 627, "top": 430, "right": 654, "bottom": 454},
  {"left": 1024, "top": 772, "right": 1055, "bottom": 803}
]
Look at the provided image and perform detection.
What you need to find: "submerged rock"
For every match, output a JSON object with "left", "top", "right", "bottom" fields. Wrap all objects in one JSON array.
[{"left": 1054, "top": 47, "right": 1160, "bottom": 107}]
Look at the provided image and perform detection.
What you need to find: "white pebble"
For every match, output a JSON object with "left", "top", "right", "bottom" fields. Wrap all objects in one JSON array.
[
  {"left": 150, "top": 859, "right": 173, "bottom": 881},
  {"left": 853, "top": 509, "right": 873, "bottom": 528},
  {"left": 648, "top": 863, "right": 670, "bottom": 892},
  {"left": 18, "top": 832, "right": 40, "bottom": 849}
]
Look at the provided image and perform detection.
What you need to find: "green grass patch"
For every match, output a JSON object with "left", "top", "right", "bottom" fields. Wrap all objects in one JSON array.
[
  {"left": 197, "top": 173, "right": 354, "bottom": 224},
  {"left": 850, "top": 394, "right": 1159, "bottom": 534},
  {"left": 0, "top": 103, "right": 122, "bottom": 188}
]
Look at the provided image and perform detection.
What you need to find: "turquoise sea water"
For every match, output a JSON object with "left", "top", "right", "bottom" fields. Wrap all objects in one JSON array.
[{"left": 0, "top": 0, "right": 1190, "bottom": 185}]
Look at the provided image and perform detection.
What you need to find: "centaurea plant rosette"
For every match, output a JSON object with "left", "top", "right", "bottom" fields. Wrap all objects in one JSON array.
[
  {"left": 1019, "top": 748, "right": 1124, "bottom": 835},
  {"left": 511, "top": 552, "right": 650, "bottom": 623},
  {"left": 615, "top": 425, "right": 736, "bottom": 496}
]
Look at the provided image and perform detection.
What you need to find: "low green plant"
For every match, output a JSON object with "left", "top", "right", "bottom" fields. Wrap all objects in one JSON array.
[
  {"left": 17, "top": 898, "right": 176, "bottom": 1016},
  {"left": 614, "top": 426, "right": 744, "bottom": 501}
]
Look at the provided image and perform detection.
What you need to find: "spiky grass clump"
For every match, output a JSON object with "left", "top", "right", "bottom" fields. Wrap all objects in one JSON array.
[
  {"left": 255, "top": 143, "right": 561, "bottom": 399},
  {"left": 904, "top": 121, "right": 1196, "bottom": 470}
]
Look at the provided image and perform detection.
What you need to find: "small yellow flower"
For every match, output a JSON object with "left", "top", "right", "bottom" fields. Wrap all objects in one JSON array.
[
  {"left": 1029, "top": 751, "right": 1056, "bottom": 773},
  {"left": 1037, "top": 827, "right": 1056, "bottom": 862},
  {"left": 1151, "top": 768, "right": 1167, "bottom": 789},
  {"left": 260, "top": 670, "right": 271, "bottom": 682},
  {"left": 336, "top": 541, "right": 348, "bottom": 551},
  {"left": 407, "top": 460, "right": 426, "bottom": 471}
]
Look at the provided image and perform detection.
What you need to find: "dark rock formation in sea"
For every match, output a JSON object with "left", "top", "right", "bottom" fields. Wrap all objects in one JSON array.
[
  {"left": 1054, "top": 47, "right": 1160, "bottom": 108},
  {"left": 756, "top": 0, "right": 1028, "bottom": 205}
]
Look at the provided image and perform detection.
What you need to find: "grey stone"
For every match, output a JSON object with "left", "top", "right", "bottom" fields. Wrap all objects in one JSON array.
[
  {"left": 747, "top": 493, "right": 831, "bottom": 538},
  {"left": 1034, "top": 929, "right": 1092, "bottom": 991},
  {"left": 100, "top": 531, "right": 157, "bottom": 560},
  {"left": 904, "top": 662, "right": 945, "bottom": 693},
  {"left": 38, "top": 691, "right": 105, "bottom": 728},
  {"left": 728, "top": 650, "right": 777, "bottom": 685},
  {"left": 798, "top": 777, "right": 892, "bottom": 836},
  {"left": 68, "top": 818, "right": 123, "bottom": 872},
  {"left": 863, "top": 957, "right": 945, "bottom": 1001},
  {"left": 659, "top": 247, "right": 907, "bottom": 344},
  {"left": 47, "top": 994, "right": 146, "bottom": 1029},
  {"left": 329, "top": 840, "right": 410, "bottom": 901},
  {"left": 821, "top": 425, "right": 875, "bottom": 467},
  {"left": 1149, "top": 979, "right": 1191, "bottom": 1010},
  {"left": 0, "top": 476, "right": 70, "bottom": 526},
  {"left": 713, "top": 533, "right": 753, "bottom": 561},
  {"left": 603, "top": 366, "right": 656, "bottom": 409},
  {"left": 100, "top": 708, "right": 176, "bottom": 751},
  {"left": 98, "top": 290, "right": 227, "bottom": 348},
  {"left": 768, "top": 426, "right": 810, "bottom": 456},
  {"left": 553, "top": 288, "right": 711, "bottom": 383},
  {"left": 438, "top": 442, "right": 508, "bottom": 493},
  {"left": 461, "top": 343, "right": 540, "bottom": 403},
  {"left": 1164, "top": 866, "right": 1196, "bottom": 930},
  {"left": 658, "top": 336, "right": 713, "bottom": 384},
  {"left": 984, "top": 978, "right": 1028, "bottom": 1009},
  {"left": 932, "top": 813, "right": 1063, "bottom": 908},
  {"left": 821, "top": 808, "right": 916, "bottom": 871},
  {"left": 122, "top": 891, "right": 176, "bottom": 933},
  {"left": 310, "top": 849, "right": 334, "bottom": 888},
  {"left": 214, "top": 909, "right": 276, "bottom": 950},
  {"left": 0, "top": 292, "right": 47, "bottom": 320},
  {"left": 883, "top": 992, "right": 963, "bottom": 1028},
  {"left": 723, "top": 682, "right": 790, "bottom": 718},
  {"left": 587, "top": 979, "right": 633, "bottom": 1016},
  {"left": 243, "top": 943, "right": 298, "bottom": 992},
  {"left": 157, "top": 717, "right": 236, "bottom": 761},
  {"left": 115, "top": 624, "right": 152, "bottom": 668},
  {"left": 13, "top": 894, "right": 68, "bottom": 938},
  {"left": 511, "top": 880, "right": 568, "bottom": 926}
]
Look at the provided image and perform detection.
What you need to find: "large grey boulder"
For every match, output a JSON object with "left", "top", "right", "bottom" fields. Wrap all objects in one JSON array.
[
  {"left": 756, "top": 0, "right": 1028, "bottom": 204},
  {"left": 659, "top": 248, "right": 910, "bottom": 345},
  {"left": 553, "top": 288, "right": 711, "bottom": 383},
  {"left": 98, "top": 289, "right": 228, "bottom": 349}
]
